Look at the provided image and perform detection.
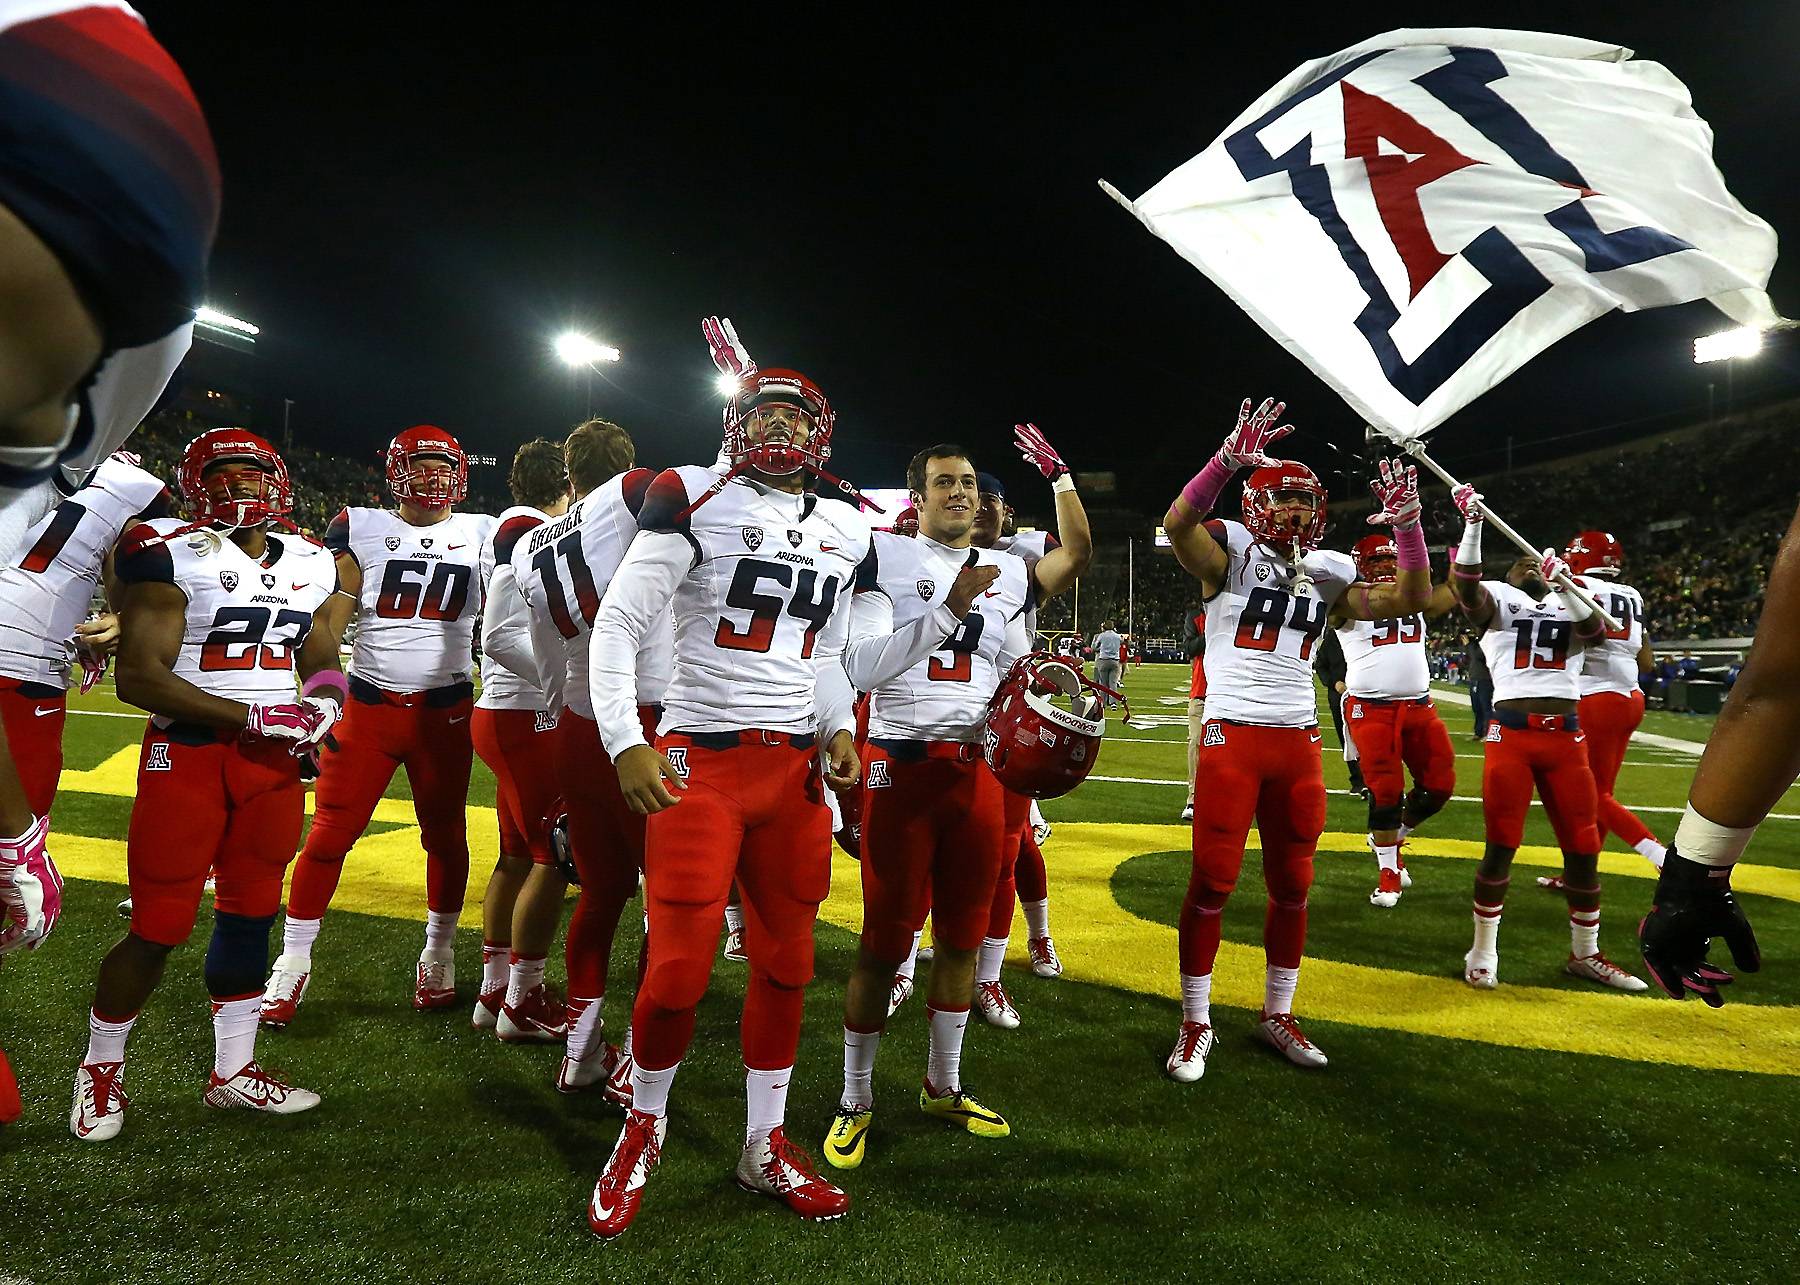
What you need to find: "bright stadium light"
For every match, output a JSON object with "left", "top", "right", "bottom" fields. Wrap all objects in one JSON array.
[
  {"left": 195, "top": 305, "right": 260, "bottom": 336},
  {"left": 555, "top": 331, "right": 621, "bottom": 365},
  {"left": 1693, "top": 326, "right": 1763, "bottom": 364},
  {"left": 714, "top": 372, "right": 741, "bottom": 397}
]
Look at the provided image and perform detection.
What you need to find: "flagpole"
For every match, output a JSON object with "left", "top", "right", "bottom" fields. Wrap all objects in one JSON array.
[{"left": 1394, "top": 437, "right": 1622, "bottom": 631}]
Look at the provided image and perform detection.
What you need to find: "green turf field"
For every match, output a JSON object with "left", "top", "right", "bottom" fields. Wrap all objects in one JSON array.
[{"left": 3, "top": 664, "right": 1797, "bottom": 1283}]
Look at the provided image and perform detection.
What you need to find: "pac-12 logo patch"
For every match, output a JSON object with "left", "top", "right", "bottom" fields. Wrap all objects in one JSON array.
[
  {"left": 742, "top": 527, "right": 764, "bottom": 552},
  {"left": 420, "top": 538, "right": 433, "bottom": 550},
  {"left": 385, "top": 536, "right": 401, "bottom": 551},
  {"left": 1254, "top": 562, "right": 1272, "bottom": 582},
  {"left": 665, "top": 747, "right": 690, "bottom": 780},
  {"left": 1203, "top": 722, "right": 1226, "bottom": 747},
  {"left": 867, "top": 759, "right": 891, "bottom": 789},
  {"left": 916, "top": 580, "right": 936, "bottom": 601},
  {"left": 145, "top": 742, "right": 173, "bottom": 771},
  {"left": 219, "top": 571, "right": 239, "bottom": 592}
]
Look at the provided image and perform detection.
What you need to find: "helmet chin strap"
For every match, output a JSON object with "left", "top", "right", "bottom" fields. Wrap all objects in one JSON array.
[{"left": 671, "top": 453, "right": 886, "bottom": 523}]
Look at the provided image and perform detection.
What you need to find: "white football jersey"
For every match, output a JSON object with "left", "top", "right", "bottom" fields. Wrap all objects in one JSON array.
[
  {"left": 863, "top": 532, "right": 1032, "bottom": 742},
  {"left": 1337, "top": 613, "right": 1430, "bottom": 701},
  {"left": 114, "top": 519, "right": 336, "bottom": 706},
  {"left": 1479, "top": 581, "right": 1585, "bottom": 703},
  {"left": 512, "top": 469, "right": 672, "bottom": 720},
  {"left": 590, "top": 467, "right": 872, "bottom": 755},
  {"left": 1573, "top": 576, "right": 1647, "bottom": 697},
  {"left": 1201, "top": 520, "right": 1355, "bottom": 728},
  {"left": 326, "top": 507, "right": 495, "bottom": 693},
  {"left": 992, "top": 529, "right": 1055, "bottom": 635},
  {"left": 476, "top": 505, "right": 548, "bottom": 712},
  {"left": 0, "top": 455, "right": 168, "bottom": 687}
]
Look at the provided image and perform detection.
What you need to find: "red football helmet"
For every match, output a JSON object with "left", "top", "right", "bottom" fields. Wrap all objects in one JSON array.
[
  {"left": 1564, "top": 530, "right": 1623, "bottom": 577},
  {"left": 1242, "top": 459, "right": 1328, "bottom": 552},
  {"left": 177, "top": 428, "right": 293, "bottom": 529},
  {"left": 1352, "top": 533, "right": 1398, "bottom": 583},
  {"left": 983, "top": 653, "right": 1108, "bottom": 799},
  {"left": 386, "top": 425, "right": 468, "bottom": 508},
  {"left": 721, "top": 367, "right": 837, "bottom": 480},
  {"left": 890, "top": 506, "right": 920, "bottom": 536}
]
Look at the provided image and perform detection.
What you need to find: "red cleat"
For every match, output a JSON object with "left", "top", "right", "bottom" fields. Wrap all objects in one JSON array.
[
  {"left": 589, "top": 1109, "right": 665, "bottom": 1240},
  {"left": 496, "top": 984, "right": 569, "bottom": 1043},
  {"left": 413, "top": 950, "right": 456, "bottom": 1010},
  {"left": 734, "top": 1127, "right": 850, "bottom": 1221}
]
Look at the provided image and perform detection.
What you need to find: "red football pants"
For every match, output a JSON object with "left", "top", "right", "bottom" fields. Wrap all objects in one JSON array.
[
  {"left": 859, "top": 746, "right": 1006, "bottom": 961},
  {"left": 288, "top": 691, "right": 473, "bottom": 918},
  {"left": 558, "top": 711, "right": 648, "bottom": 998},
  {"left": 1481, "top": 721, "right": 1600, "bottom": 852},
  {"left": 1579, "top": 690, "right": 1655, "bottom": 848},
  {"left": 631, "top": 735, "right": 830, "bottom": 1073},
  {"left": 1179, "top": 722, "right": 1325, "bottom": 976},
  {"left": 985, "top": 787, "right": 1035, "bottom": 938},
  {"left": 126, "top": 727, "right": 304, "bottom": 946},
  {"left": 0, "top": 679, "right": 65, "bottom": 817},
  {"left": 1342, "top": 697, "right": 1457, "bottom": 809},
  {"left": 471, "top": 706, "right": 560, "bottom": 866}
]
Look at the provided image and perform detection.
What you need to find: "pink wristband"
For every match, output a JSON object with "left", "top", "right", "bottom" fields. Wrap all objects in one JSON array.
[
  {"left": 1179, "top": 455, "right": 1234, "bottom": 516},
  {"left": 1393, "top": 521, "right": 1428, "bottom": 571},
  {"left": 303, "top": 670, "right": 349, "bottom": 703}
]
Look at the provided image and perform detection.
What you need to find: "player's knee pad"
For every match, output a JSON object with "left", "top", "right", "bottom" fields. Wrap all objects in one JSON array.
[
  {"left": 1406, "top": 787, "right": 1451, "bottom": 824},
  {"left": 641, "top": 952, "right": 714, "bottom": 1015},
  {"left": 756, "top": 934, "right": 816, "bottom": 993},
  {"left": 1189, "top": 883, "right": 1232, "bottom": 915},
  {"left": 204, "top": 911, "right": 276, "bottom": 997},
  {"left": 129, "top": 887, "right": 203, "bottom": 948},
  {"left": 1264, "top": 856, "right": 1315, "bottom": 905},
  {"left": 1367, "top": 800, "right": 1405, "bottom": 832},
  {"left": 1266, "top": 893, "right": 1310, "bottom": 913}
]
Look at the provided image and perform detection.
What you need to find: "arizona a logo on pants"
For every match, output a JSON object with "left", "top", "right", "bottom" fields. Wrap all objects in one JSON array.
[
  {"left": 146, "top": 742, "right": 173, "bottom": 771},
  {"left": 1202, "top": 722, "right": 1226, "bottom": 748},
  {"left": 664, "top": 747, "right": 690, "bottom": 780},
  {"left": 866, "top": 760, "right": 891, "bottom": 789}
]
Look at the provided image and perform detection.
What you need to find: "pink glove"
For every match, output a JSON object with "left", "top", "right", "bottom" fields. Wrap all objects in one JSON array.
[
  {"left": 1216, "top": 397, "right": 1295, "bottom": 470},
  {"left": 1013, "top": 423, "right": 1069, "bottom": 481},
  {"left": 1538, "top": 548, "right": 1572, "bottom": 586},
  {"left": 244, "top": 700, "right": 331, "bottom": 745},
  {"left": 78, "top": 649, "right": 108, "bottom": 696},
  {"left": 1366, "top": 459, "right": 1422, "bottom": 528},
  {"left": 0, "top": 815, "right": 61, "bottom": 953},
  {"left": 1451, "top": 483, "right": 1484, "bottom": 522}
]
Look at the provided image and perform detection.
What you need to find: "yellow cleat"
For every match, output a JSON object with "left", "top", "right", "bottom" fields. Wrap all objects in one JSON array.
[
  {"left": 823, "top": 1104, "right": 873, "bottom": 1170},
  {"left": 919, "top": 1082, "right": 1010, "bottom": 1138}
]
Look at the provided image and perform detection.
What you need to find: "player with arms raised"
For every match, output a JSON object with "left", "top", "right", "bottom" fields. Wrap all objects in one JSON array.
[
  {"left": 263, "top": 427, "right": 495, "bottom": 1024},
  {"left": 1449, "top": 491, "right": 1646, "bottom": 992},
  {"left": 69, "top": 430, "right": 342, "bottom": 1140},
  {"left": 1160, "top": 398, "right": 1432, "bottom": 1083}
]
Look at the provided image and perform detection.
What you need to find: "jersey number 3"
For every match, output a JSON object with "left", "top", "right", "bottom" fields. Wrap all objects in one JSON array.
[
  {"left": 927, "top": 613, "right": 986, "bottom": 682},
  {"left": 715, "top": 559, "right": 839, "bottom": 658}
]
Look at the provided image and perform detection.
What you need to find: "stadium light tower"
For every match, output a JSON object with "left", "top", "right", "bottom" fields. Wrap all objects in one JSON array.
[
  {"left": 1693, "top": 325, "right": 1764, "bottom": 422},
  {"left": 714, "top": 371, "right": 740, "bottom": 398},
  {"left": 555, "top": 330, "right": 621, "bottom": 415}
]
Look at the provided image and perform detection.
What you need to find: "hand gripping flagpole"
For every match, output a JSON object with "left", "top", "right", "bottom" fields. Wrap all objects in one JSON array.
[{"left": 1384, "top": 433, "right": 1622, "bottom": 632}]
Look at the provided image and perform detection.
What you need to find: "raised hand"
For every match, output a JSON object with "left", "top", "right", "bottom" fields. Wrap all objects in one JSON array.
[
  {"left": 1215, "top": 397, "right": 1295, "bottom": 471},
  {"left": 1014, "top": 423, "right": 1069, "bottom": 482},
  {"left": 1451, "top": 483, "right": 1484, "bottom": 522},
  {"left": 1366, "top": 459, "right": 1422, "bottom": 528},
  {"left": 702, "top": 316, "right": 756, "bottom": 380},
  {"left": 1538, "top": 547, "right": 1571, "bottom": 586}
]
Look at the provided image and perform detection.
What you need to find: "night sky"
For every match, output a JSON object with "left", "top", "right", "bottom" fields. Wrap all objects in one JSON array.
[{"left": 145, "top": 5, "right": 1800, "bottom": 512}]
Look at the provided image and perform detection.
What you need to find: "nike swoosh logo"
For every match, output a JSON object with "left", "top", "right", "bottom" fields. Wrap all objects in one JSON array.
[
  {"left": 448, "top": 715, "right": 468, "bottom": 725},
  {"left": 820, "top": 543, "right": 840, "bottom": 553},
  {"left": 291, "top": 583, "right": 308, "bottom": 591},
  {"left": 448, "top": 543, "right": 466, "bottom": 550},
  {"left": 1309, "top": 733, "right": 1322, "bottom": 743},
  {"left": 33, "top": 707, "right": 58, "bottom": 717}
]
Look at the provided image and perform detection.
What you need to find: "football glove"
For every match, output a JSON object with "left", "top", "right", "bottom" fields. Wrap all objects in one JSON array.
[
  {"left": 1451, "top": 483, "right": 1484, "bottom": 522},
  {"left": 1216, "top": 397, "right": 1295, "bottom": 471},
  {"left": 0, "top": 815, "right": 61, "bottom": 954},
  {"left": 1366, "top": 459, "right": 1422, "bottom": 528},
  {"left": 1639, "top": 848, "right": 1761, "bottom": 1007},
  {"left": 1013, "top": 422, "right": 1069, "bottom": 482},
  {"left": 244, "top": 700, "right": 331, "bottom": 745}
]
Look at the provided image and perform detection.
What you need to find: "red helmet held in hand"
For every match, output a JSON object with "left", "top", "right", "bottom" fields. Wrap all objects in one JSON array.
[
  {"left": 386, "top": 425, "right": 468, "bottom": 508},
  {"left": 1242, "top": 459, "right": 1328, "bottom": 553},
  {"left": 889, "top": 506, "right": 919, "bottom": 537},
  {"left": 983, "top": 653, "right": 1107, "bottom": 799},
  {"left": 177, "top": 428, "right": 293, "bottom": 530},
  {"left": 1564, "top": 530, "right": 1622, "bottom": 578},
  {"left": 1352, "top": 533, "right": 1398, "bottom": 583}
]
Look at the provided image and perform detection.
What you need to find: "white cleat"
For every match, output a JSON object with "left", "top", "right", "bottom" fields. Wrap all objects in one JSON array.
[
  {"left": 472, "top": 986, "right": 504, "bottom": 1031},
  {"left": 557, "top": 1041, "right": 615, "bottom": 1095},
  {"left": 204, "top": 1061, "right": 320, "bottom": 1114},
  {"left": 1027, "top": 936, "right": 1063, "bottom": 978},
  {"left": 974, "top": 980, "right": 1021, "bottom": 1030},
  {"left": 414, "top": 949, "right": 456, "bottom": 1010},
  {"left": 70, "top": 1061, "right": 129, "bottom": 1142},
  {"left": 1369, "top": 868, "right": 1403, "bottom": 909},
  {"left": 1180, "top": 804, "right": 1194, "bottom": 822},
  {"left": 1032, "top": 819, "right": 1053, "bottom": 846},
  {"left": 722, "top": 927, "right": 747, "bottom": 963},
  {"left": 1399, "top": 863, "right": 1413, "bottom": 890},
  {"left": 1256, "top": 1011, "right": 1328, "bottom": 1068},
  {"left": 1566, "top": 952, "right": 1649, "bottom": 992},
  {"left": 259, "top": 955, "right": 312, "bottom": 1028},
  {"left": 1165, "top": 1022, "right": 1215, "bottom": 1083},
  {"left": 887, "top": 973, "right": 914, "bottom": 1018},
  {"left": 1464, "top": 950, "right": 1499, "bottom": 989}
]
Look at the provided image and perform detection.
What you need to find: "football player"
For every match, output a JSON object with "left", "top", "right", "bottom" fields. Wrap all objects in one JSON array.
[
  {"left": 823, "top": 444, "right": 1034, "bottom": 1169},
  {"left": 1160, "top": 399, "right": 1433, "bottom": 1082},
  {"left": 262, "top": 426, "right": 495, "bottom": 1025},
  {"left": 965, "top": 438, "right": 1092, "bottom": 1022},
  {"left": 1327, "top": 533, "right": 1458, "bottom": 907},
  {"left": 513, "top": 418, "right": 670, "bottom": 1093},
  {"left": 1449, "top": 490, "right": 1645, "bottom": 992},
  {"left": 469, "top": 439, "right": 572, "bottom": 1038},
  {"left": 1638, "top": 501, "right": 1796, "bottom": 1006},
  {"left": 69, "top": 430, "right": 341, "bottom": 1140},
  {"left": 583, "top": 318, "right": 876, "bottom": 1237}
]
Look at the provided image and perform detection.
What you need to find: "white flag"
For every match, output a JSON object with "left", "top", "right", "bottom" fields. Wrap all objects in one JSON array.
[{"left": 1105, "top": 28, "right": 1781, "bottom": 441}]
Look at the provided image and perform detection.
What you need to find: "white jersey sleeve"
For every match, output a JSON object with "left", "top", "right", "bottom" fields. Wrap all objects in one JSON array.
[
  {"left": 0, "top": 455, "right": 170, "bottom": 687},
  {"left": 476, "top": 506, "right": 547, "bottom": 711},
  {"left": 1479, "top": 581, "right": 1584, "bottom": 703},
  {"left": 1337, "top": 613, "right": 1431, "bottom": 701},
  {"left": 1199, "top": 520, "right": 1352, "bottom": 728},
  {"left": 1574, "top": 576, "right": 1647, "bottom": 697},
  {"left": 114, "top": 520, "right": 336, "bottom": 706}
]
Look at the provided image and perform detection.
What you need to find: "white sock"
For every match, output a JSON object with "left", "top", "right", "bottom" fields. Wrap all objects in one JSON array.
[
  {"left": 1022, "top": 898, "right": 1051, "bottom": 940},
  {"left": 1180, "top": 973, "right": 1212, "bottom": 1026},
  {"left": 1570, "top": 909, "right": 1601, "bottom": 958},
  {"left": 976, "top": 935, "right": 1007, "bottom": 986},
  {"left": 842, "top": 1026, "right": 881, "bottom": 1108},
  {"left": 1029, "top": 800, "right": 1046, "bottom": 829},
  {"left": 424, "top": 910, "right": 459, "bottom": 954},
  {"left": 1371, "top": 840, "right": 1399, "bottom": 874},
  {"left": 631, "top": 1060, "right": 679, "bottom": 1118},
  {"left": 724, "top": 901, "right": 744, "bottom": 935},
  {"left": 480, "top": 942, "right": 509, "bottom": 993},
  {"left": 1471, "top": 909, "right": 1502, "bottom": 957},
  {"left": 895, "top": 931, "right": 922, "bottom": 984},
  {"left": 211, "top": 994, "right": 262, "bottom": 1078},
  {"left": 85, "top": 1009, "right": 138, "bottom": 1064},
  {"left": 619, "top": 1022, "right": 633, "bottom": 1061},
  {"left": 926, "top": 1006, "right": 968, "bottom": 1094},
  {"left": 745, "top": 1065, "right": 790, "bottom": 1148},
  {"left": 566, "top": 996, "right": 604, "bottom": 1063},
  {"left": 281, "top": 915, "right": 322, "bottom": 967},
  {"left": 505, "top": 954, "right": 546, "bottom": 1007},
  {"left": 1636, "top": 838, "right": 1668, "bottom": 868},
  {"left": 1264, "top": 965, "right": 1300, "bottom": 1016}
]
